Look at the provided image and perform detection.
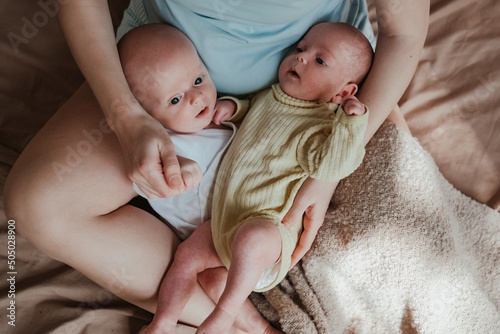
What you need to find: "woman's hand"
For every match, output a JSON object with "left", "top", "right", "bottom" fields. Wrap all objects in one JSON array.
[
  {"left": 283, "top": 177, "right": 338, "bottom": 268},
  {"left": 114, "top": 109, "right": 191, "bottom": 199},
  {"left": 59, "top": 2, "right": 193, "bottom": 199}
]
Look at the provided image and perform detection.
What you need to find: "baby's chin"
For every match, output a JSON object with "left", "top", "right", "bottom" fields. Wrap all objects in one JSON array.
[
  {"left": 280, "top": 80, "right": 333, "bottom": 102},
  {"left": 163, "top": 120, "right": 209, "bottom": 134},
  {"left": 187, "top": 120, "right": 212, "bottom": 133},
  {"left": 279, "top": 82, "right": 314, "bottom": 101}
]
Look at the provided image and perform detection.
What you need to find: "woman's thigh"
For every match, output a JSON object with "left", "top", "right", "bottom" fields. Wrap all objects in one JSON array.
[
  {"left": 4, "top": 82, "right": 180, "bottom": 307},
  {"left": 6, "top": 82, "right": 135, "bottom": 220}
]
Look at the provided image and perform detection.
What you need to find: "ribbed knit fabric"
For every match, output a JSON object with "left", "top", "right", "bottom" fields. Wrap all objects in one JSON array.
[{"left": 213, "top": 84, "right": 368, "bottom": 291}]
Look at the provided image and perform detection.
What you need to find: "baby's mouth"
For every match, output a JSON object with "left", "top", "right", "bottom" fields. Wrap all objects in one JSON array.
[
  {"left": 196, "top": 106, "right": 209, "bottom": 118},
  {"left": 289, "top": 69, "right": 300, "bottom": 79}
]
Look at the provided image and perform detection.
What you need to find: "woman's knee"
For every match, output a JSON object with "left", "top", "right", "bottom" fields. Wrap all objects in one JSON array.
[
  {"left": 4, "top": 162, "right": 71, "bottom": 253},
  {"left": 5, "top": 156, "right": 54, "bottom": 224},
  {"left": 3, "top": 143, "right": 122, "bottom": 253},
  {"left": 4, "top": 87, "right": 134, "bottom": 248}
]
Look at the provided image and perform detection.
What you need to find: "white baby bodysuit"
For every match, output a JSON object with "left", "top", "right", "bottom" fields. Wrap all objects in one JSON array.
[{"left": 134, "top": 123, "right": 236, "bottom": 240}]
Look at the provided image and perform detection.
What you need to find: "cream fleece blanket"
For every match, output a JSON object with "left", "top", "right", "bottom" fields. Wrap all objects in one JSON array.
[{"left": 250, "top": 123, "right": 500, "bottom": 334}]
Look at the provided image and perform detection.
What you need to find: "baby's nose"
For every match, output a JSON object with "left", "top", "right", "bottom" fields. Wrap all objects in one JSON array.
[{"left": 191, "top": 91, "right": 204, "bottom": 105}]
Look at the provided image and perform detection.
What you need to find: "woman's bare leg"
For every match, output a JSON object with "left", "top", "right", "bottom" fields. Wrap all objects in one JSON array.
[{"left": 3, "top": 82, "right": 215, "bottom": 326}]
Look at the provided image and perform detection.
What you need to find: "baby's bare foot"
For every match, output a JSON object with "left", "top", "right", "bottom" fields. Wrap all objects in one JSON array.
[{"left": 196, "top": 305, "right": 236, "bottom": 334}]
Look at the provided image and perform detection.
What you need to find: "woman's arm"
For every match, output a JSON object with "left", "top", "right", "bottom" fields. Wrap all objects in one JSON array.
[
  {"left": 286, "top": 0, "right": 430, "bottom": 267},
  {"left": 359, "top": 0, "right": 430, "bottom": 144},
  {"left": 58, "top": 1, "right": 186, "bottom": 199}
]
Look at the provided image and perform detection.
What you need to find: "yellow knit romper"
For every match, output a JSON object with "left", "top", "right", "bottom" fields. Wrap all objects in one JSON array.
[{"left": 213, "top": 84, "right": 368, "bottom": 291}]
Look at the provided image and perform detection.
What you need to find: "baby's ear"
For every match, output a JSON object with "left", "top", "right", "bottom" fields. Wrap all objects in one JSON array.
[{"left": 330, "top": 83, "right": 358, "bottom": 104}]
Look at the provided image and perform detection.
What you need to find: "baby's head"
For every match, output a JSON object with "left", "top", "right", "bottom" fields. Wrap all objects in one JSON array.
[
  {"left": 279, "top": 22, "right": 374, "bottom": 103},
  {"left": 118, "top": 24, "right": 217, "bottom": 133}
]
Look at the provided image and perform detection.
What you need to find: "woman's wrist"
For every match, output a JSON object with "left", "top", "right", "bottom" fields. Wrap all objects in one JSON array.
[
  {"left": 59, "top": 0, "right": 143, "bottom": 134},
  {"left": 104, "top": 92, "right": 144, "bottom": 132}
]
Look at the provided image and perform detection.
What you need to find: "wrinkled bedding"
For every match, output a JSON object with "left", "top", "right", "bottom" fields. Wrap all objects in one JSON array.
[
  {"left": 250, "top": 123, "right": 500, "bottom": 333},
  {"left": 0, "top": 0, "right": 499, "bottom": 333}
]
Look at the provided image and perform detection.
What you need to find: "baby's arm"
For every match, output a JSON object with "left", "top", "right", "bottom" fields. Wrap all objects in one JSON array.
[
  {"left": 287, "top": 100, "right": 367, "bottom": 266},
  {"left": 297, "top": 103, "right": 369, "bottom": 182}
]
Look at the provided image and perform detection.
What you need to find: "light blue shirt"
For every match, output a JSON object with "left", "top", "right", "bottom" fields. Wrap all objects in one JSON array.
[{"left": 117, "top": 0, "right": 375, "bottom": 96}]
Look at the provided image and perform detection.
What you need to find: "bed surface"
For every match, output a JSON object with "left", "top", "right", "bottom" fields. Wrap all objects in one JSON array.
[{"left": 1, "top": 0, "right": 499, "bottom": 333}]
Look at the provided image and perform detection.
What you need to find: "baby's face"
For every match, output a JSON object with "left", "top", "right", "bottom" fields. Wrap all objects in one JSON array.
[
  {"left": 278, "top": 24, "right": 353, "bottom": 102},
  {"left": 146, "top": 51, "right": 217, "bottom": 133}
]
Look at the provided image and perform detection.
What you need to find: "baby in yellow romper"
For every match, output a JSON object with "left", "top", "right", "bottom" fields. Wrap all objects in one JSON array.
[{"left": 145, "top": 22, "right": 374, "bottom": 334}]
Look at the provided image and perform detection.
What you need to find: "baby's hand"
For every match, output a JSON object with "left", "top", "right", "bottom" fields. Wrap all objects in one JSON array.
[
  {"left": 177, "top": 155, "right": 203, "bottom": 191},
  {"left": 341, "top": 95, "right": 366, "bottom": 116},
  {"left": 213, "top": 100, "right": 237, "bottom": 125}
]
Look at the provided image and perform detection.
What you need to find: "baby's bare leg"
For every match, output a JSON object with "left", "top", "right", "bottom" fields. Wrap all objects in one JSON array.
[
  {"left": 144, "top": 220, "right": 225, "bottom": 334},
  {"left": 197, "top": 219, "right": 282, "bottom": 334},
  {"left": 199, "top": 268, "right": 283, "bottom": 334}
]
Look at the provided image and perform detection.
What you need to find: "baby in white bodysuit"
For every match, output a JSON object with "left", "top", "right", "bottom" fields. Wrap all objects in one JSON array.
[{"left": 118, "top": 23, "right": 239, "bottom": 239}]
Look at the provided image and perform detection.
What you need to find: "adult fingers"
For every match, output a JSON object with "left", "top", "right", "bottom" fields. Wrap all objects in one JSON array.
[{"left": 289, "top": 206, "right": 323, "bottom": 269}]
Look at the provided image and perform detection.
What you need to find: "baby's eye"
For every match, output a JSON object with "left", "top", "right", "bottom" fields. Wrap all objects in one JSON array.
[
  {"left": 170, "top": 95, "right": 183, "bottom": 105},
  {"left": 296, "top": 47, "right": 303, "bottom": 53},
  {"left": 316, "top": 58, "right": 326, "bottom": 66},
  {"left": 194, "top": 76, "right": 203, "bottom": 85}
]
